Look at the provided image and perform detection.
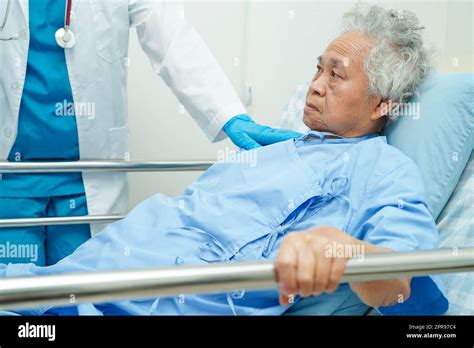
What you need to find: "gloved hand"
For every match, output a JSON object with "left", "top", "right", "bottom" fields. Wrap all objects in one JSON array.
[{"left": 223, "top": 114, "right": 303, "bottom": 150}]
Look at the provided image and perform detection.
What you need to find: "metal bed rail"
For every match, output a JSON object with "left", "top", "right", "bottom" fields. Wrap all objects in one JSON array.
[
  {"left": 0, "top": 215, "right": 125, "bottom": 228},
  {"left": 0, "top": 247, "right": 472, "bottom": 311},
  {"left": 0, "top": 161, "right": 213, "bottom": 228},
  {"left": 0, "top": 160, "right": 214, "bottom": 173}
]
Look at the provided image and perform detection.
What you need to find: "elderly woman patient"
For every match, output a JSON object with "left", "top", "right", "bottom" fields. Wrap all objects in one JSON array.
[{"left": 0, "top": 5, "right": 448, "bottom": 316}]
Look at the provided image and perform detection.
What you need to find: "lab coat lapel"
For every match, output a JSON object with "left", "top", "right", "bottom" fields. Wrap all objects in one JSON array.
[
  {"left": 71, "top": 0, "right": 79, "bottom": 18},
  {"left": 18, "top": 0, "right": 28, "bottom": 25}
]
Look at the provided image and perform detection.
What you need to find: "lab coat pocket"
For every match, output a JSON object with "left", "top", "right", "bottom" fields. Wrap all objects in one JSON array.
[
  {"left": 89, "top": 0, "right": 129, "bottom": 63},
  {"left": 108, "top": 124, "right": 129, "bottom": 160}
]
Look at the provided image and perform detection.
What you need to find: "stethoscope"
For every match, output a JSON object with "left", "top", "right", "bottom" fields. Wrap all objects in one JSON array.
[
  {"left": 0, "top": 0, "right": 76, "bottom": 48},
  {"left": 55, "top": 0, "right": 76, "bottom": 49}
]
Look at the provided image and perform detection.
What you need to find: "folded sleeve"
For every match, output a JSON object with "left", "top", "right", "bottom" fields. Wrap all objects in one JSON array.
[
  {"left": 351, "top": 162, "right": 449, "bottom": 315},
  {"left": 129, "top": 0, "right": 246, "bottom": 141}
]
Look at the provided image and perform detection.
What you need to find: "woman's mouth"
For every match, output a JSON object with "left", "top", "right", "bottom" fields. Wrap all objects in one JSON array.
[{"left": 304, "top": 102, "right": 321, "bottom": 113}]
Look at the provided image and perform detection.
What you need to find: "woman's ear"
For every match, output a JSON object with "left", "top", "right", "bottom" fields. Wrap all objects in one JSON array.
[{"left": 370, "top": 98, "right": 399, "bottom": 121}]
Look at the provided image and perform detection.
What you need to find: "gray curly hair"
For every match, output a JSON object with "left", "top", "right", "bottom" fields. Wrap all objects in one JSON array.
[{"left": 341, "top": 4, "right": 434, "bottom": 124}]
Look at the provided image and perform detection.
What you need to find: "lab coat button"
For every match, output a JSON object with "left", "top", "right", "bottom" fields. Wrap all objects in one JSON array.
[
  {"left": 4, "top": 128, "right": 12, "bottom": 138},
  {"left": 10, "top": 82, "right": 19, "bottom": 91}
]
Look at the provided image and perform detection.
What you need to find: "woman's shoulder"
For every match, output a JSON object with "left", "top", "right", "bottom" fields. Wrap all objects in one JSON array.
[{"left": 353, "top": 136, "right": 424, "bottom": 191}]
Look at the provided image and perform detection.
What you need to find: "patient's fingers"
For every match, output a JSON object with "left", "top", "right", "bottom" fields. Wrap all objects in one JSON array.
[
  {"left": 276, "top": 237, "right": 299, "bottom": 305},
  {"left": 327, "top": 257, "right": 347, "bottom": 294},
  {"left": 312, "top": 240, "right": 332, "bottom": 295},
  {"left": 296, "top": 243, "right": 316, "bottom": 298}
]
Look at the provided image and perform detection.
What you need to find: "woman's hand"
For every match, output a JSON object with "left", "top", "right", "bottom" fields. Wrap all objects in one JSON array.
[{"left": 275, "top": 226, "right": 411, "bottom": 307}]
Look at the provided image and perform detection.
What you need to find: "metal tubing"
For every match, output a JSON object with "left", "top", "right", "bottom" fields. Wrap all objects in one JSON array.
[
  {"left": 0, "top": 161, "right": 214, "bottom": 173},
  {"left": 0, "top": 215, "right": 124, "bottom": 228},
  {"left": 0, "top": 248, "right": 472, "bottom": 311}
]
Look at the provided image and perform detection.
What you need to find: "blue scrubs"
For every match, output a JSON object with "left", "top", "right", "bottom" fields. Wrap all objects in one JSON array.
[
  {"left": 0, "top": 132, "right": 449, "bottom": 315},
  {"left": 0, "top": 0, "right": 90, "bottom": 266}
]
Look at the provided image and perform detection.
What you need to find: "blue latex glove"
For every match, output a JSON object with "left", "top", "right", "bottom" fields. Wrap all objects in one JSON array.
[{"left": 223, "top": 114, "right": 303, "bottom": 150}]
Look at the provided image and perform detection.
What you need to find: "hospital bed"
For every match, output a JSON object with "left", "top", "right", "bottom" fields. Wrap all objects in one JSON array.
[
  {"left": 0, "top": 73, "right": 472, "bottom": 314},
  {"left": 0, "top": 160, "right": 472, "bottom": 314}
]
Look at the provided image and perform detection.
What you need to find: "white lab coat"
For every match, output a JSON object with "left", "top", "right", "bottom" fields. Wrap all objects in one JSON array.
[{"left": 0, "top": 0, "right": 246, "bottom": 236}]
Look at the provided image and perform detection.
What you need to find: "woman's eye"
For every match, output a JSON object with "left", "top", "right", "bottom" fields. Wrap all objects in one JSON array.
[
  {"left": 316, "top": 66, "right": 322, "bottom": 73},
  {"left": 331, "top": 70, "right": 341, "bottom": 79}
]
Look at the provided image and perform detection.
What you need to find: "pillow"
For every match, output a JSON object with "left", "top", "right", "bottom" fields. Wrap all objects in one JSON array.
[
  {"left": 385, "top": 73, "right": 474, "bottom": 219},
  {"left": 279, "top": 83, "right": 311, "bottom": 134},
  {"left": 437, "top": 152, "right": 473, "bottom": 315}
]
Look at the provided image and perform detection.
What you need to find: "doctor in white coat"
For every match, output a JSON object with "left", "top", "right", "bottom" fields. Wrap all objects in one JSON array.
[{"left": 0, "top": 0, "right": 301, "bottom": 266}]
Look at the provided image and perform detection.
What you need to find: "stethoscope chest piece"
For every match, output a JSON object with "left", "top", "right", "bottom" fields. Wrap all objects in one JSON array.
[{"left": 55, "top": 27, "right": 76, "bottom": 49}]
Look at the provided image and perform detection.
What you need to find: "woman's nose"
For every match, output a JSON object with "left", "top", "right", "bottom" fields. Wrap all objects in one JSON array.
[{"left": 310, "top": 77, "right": 326, "bottom": 97}]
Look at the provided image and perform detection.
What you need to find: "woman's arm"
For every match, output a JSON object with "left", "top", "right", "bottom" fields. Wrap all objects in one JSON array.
[{"left": 275, "top": 226, "right": 411, "bottom": 307}]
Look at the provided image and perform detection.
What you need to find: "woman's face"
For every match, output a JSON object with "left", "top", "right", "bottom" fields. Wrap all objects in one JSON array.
[{"left": 303, "top": 32, "right": 386, "bottom": 137}]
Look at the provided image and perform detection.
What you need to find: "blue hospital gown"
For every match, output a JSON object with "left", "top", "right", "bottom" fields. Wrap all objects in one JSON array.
[{"left": 0, "top": 131, "right": 449, "bottom": 315}]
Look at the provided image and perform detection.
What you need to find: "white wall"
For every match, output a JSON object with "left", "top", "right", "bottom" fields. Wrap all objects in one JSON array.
[
  {"left": 126, "top": 0, "right": 473, "bottom": 210},
  {"left": 127, "top": 1, "right": 247, "bottom": 207}
]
